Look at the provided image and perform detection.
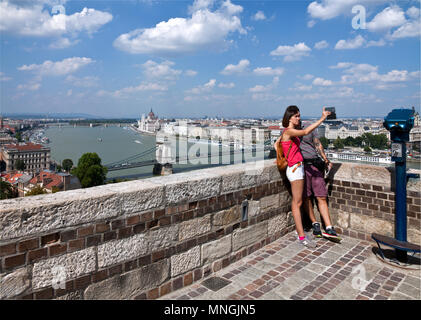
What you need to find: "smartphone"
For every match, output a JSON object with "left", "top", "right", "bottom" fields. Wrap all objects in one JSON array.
[{"left": 325, "top": 107, "right": 336, "bottom": 120}]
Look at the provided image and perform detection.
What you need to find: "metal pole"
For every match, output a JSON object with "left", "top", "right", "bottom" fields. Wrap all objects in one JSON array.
[{"left": 395, "top": 142, "right": 407, "bottom": 262}]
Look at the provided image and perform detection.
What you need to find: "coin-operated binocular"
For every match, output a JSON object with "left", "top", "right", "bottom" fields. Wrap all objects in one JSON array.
[
  {"left": 372, "top": 108, "right": 419, "bottom": 263},
  {"left": 383, "top": 108, "right": 414, "bottom": 161}
]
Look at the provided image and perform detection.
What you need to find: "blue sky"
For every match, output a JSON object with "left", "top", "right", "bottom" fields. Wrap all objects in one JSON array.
[{"left": 0, "top": 0, "right": 420, "bottom": 119}]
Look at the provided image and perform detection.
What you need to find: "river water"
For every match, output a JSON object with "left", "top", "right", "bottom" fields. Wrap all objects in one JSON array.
[
  {"left": 43, "top": 125, "right": 268, "bottom": 180},
  {"left": 44, "top": 125, "right": 420, "bottom": 181}
]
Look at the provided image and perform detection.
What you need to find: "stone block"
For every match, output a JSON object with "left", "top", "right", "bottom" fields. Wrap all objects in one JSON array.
[
  {"left": 179, "top": 215, "right": 211, "bottom": 241},
  {"left": 146, "top": 225, "right": 179, "bottom": 253},
  {"left": 248, "top": 200, "right": 261, "bottom": 218},
  {"left": 334, "top": 210, "right": 350, "bottom": 230},
  {"left": 84, "top": 260, "right": 169, "bottom": 300},
  {"left": 408, "top": 227, "right": 421, "bottom": 246},
  {"left": 0, "top": 187, "right": 122, "bottom": 241},
  {"left": 350, "top": 214, "right": 393, "bottom": 236},
  {"left": 97, "top": 233, "right": 148, "bottom": 269},
  {"left": 110, "top": 180, "right": 165, "bottom": 214},
  {"left": 213, "top": 206, "right": 240, "bottom": 227},
  {"left": 97, "top": 225, "right": 178, "bottom": 268},
  {"left": 0, "top": 267, "right": 30, "bottom": 299},
  {"left": 171, "top": 246, "right": 201, "bottom": 277},
  {"left": 268, "top": 213, "right": 288, "bottom": 236},
  {"left": 149, "top": 171, "right": 221, "bottom": 205},
  {"left": 201, "top": 235, "right": 232, "bottom": 264},
  {"left": 32, "top": 247, "right": 96, "bottom": 290},
  {"left": 259, "top": 194, "right": 279, "bottom": 211},
  {"left": 232, "top": 221, "right": 267, "bottom": 251}
]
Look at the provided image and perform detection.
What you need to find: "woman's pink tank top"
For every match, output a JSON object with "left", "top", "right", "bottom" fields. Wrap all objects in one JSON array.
[{"left": 281, "top": 129, "right": 303, "bottom": 167}]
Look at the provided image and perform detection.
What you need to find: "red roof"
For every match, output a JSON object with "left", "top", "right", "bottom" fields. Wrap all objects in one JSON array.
[
  {"left": 268, "top": 126, "right": 281, "bottom": 130},
  {"left": 4, "top": 142, "right": 44, "bottom": 151},
  {"left": 30, "top": 171, "right": 63, "bottom": 190},
  {"left": 3, "top": 173, "right": 23, "bottom": 184}
]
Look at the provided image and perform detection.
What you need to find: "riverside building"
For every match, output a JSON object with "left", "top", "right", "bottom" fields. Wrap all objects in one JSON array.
[{"left": 1, "top": 142, "right": 51, "bottom": 174}]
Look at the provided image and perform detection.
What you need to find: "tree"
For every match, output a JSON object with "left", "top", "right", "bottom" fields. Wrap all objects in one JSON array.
[
  {"left": 333, "top": 137, "right": 344, "bottom": 150},
  {"left": 26, "top": 185, "right": 47, "bottom": 196},
  {"left": 364, "top": 146, "right": 372, "bottom": 153},
  {"left": 319, "top": 137, "right": 329, "bottom": 149},
  {"left": 62, "top": 159, "right": 73, "bottom": 172},
  {"left": 15, "top": 132, "right": 23, "bottom": 142},
  {"left": 71, "top": 153, "right": 107, "bottom": 188},
  {"left": 0, "top": 181, "right": 17, "bottom": 200},
  {"left": 15, "top": 159, "right": 26, "bottom": 171}
]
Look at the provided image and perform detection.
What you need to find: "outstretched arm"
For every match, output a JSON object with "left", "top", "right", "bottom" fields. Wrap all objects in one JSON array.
[{"left": 287, "top": 108, "right": 330, "bottom": 138}]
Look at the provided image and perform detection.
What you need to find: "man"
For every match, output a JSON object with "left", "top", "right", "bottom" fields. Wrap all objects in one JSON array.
[{"left": 300, "top": 122, "right": 340, "bottom": 241}]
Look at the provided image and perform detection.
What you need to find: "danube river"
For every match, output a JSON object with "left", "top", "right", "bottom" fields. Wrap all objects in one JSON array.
[
  {"left": 43, "top": 125, "right": 267, "bottom": 180},
  {"left": 44, "top": 125, "right": 419, "bottom": 181}
]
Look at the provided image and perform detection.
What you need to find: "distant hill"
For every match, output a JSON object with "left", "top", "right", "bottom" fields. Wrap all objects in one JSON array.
[{"left": 3, "top": 113, "right": 102, "bottom": 119}]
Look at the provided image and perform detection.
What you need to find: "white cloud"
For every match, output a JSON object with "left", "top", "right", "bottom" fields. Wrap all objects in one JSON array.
[
  {"left": 390, "top": 19, "right": 421, "bottom": 39},
  {"left": 220, "top": 59, "right": 250, "bottom": 75},
  {"left": 314, "top": 40, "right": 328, "bottom": 49},
  {"left": 366, "top": 6, "right": 406, "bottom": 32},
  {"left": 307, "top": 20, "right": 316, "bottom": 28},
  {"left": 334, "top": 35, "right": 365, "bottom": 50},
  {"left": 218, "top": 82, "right": 235, "bottom": 88},
  {"left": 0, "top": 72, "right": 12, "bottom": 81},
  {"left": 249, "top": 76, "right": 279, "bottom": 92},
  {"left": 299, "top": 74, "right": 315, "bottom": 80},
  {"left": 334, "top": 62, "right": 419, "bottom": 87},
  {"left": 65, "top": 75, "right": 99, "bottom": 87},
  {"left": 329, "top": 62, "right": 353, "bottom": 69},
  {"left": 99, "top": 81, "right": 168, "bottom": 98},
  {"left": 48, "top": 37, "right": 80, "bottom": 49},
  {"left": 252, "top": 11, "right": 266, "bottom": 21},
  {"left": 185, "top": 70, "right": 198, "bottom": 76},
  {"left": 18, "top": 57, "right": 94, "bottom": 77},
  {"left": 307, "top": 0, "right": 388, "bottom": 20},
  {"left": 253, "top": 67, "right": 284, "bottom": 76},
  {"left": 17, "top": 82, "right": 41, "bottom": 91},
  {"left": 270, "top": 42, "right": 311, "bottom": 62},
  {"left": 141, "top": 60, "right": 182, "bottom": 80},
  {"left": 187, "top": 79, "right": 217, "bottom": 94},
  {"left": 406, "top": 6, "right": 420, "bottom": 20},
  {"left": 113, "top": 0, "right": 245, "bottom": 55},
  {"left": 365, "top": 38, "right": 386, "bottom": 47},
  {"left": 313, "top": 77, "right": 333, "bottom": 86},
  {"left": 0, "top": 2, "right": 112, "bottom": 39},
  {"left": 289, "top": 83, "right": 313, "bottom": 91}
]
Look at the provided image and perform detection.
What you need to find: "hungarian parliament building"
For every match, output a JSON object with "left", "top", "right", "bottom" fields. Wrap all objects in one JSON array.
[{"left": 136, "top": 108, "right": 161, "bottom": 135}]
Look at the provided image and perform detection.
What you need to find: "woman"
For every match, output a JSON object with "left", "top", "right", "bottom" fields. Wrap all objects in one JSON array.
[{"left": 275, "top": 105, "right": 330, "bottom": 248}]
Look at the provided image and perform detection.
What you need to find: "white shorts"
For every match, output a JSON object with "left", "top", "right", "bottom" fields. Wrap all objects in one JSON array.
[{"left": 286, "top": 162, "right": 304, "bottom": 182}]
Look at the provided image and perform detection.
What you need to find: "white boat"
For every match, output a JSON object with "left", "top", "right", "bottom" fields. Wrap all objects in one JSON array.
[{"left": 134, "top": 140, "right": 142, "bottom": 144}]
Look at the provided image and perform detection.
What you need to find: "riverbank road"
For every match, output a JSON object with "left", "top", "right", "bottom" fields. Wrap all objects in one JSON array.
[{"left": 159, "top": 231, "right": 421, "bottom": 300}]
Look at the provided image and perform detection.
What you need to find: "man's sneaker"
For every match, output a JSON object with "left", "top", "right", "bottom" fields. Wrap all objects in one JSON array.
[
  {"left": 299, "top": 236, "right": 317, "bottom": 249},
  {"left": 322, "top": 227, "right": 341, "bottom": 242},
  {"left": 312, "top": 222, "right": 322, "bottom": 238}
]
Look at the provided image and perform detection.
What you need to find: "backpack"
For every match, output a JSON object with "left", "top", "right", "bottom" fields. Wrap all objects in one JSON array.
[{"left": 275, "top": 129, "right": 292, "bottom": 171}]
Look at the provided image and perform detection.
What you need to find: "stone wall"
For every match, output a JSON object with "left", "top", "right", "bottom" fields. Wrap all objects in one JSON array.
[
  {"left": 325, "top": 163, "right": 421, "bottom": 245},
  {"left": 0, "top": 161, "right": 294, "bottom": 300},
  {"left": 0, "top": 160, "right": 420, "bottom": 300}
]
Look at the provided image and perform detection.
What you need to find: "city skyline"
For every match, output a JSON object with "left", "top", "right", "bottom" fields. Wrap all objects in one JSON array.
[{"left": 0, "top": 0, "right": 420, "bottom": 119}]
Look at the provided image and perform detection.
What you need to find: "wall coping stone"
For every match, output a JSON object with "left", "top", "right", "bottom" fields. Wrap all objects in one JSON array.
[{"left": 0, "top": 160, "right": 419, "bottom": 243}]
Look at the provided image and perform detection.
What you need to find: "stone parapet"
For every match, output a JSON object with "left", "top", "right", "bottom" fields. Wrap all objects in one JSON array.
[{"left": 0, "top": 160, "right": 420, "bottom": 300}]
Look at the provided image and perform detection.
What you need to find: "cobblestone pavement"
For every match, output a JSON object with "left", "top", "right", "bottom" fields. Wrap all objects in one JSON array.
[{"left": 160, "top": 232, "right": 421, "bottom": 300}]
